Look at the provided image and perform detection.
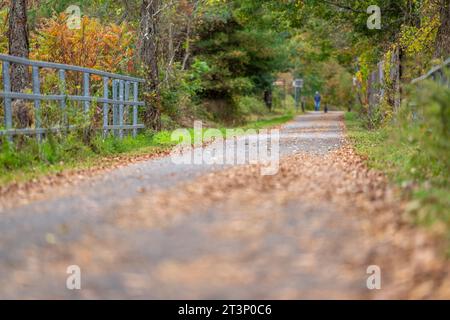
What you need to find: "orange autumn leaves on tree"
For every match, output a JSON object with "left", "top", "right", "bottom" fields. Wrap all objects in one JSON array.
[
  {"left": 0, "top": 8, "right": 7, "bottom": 54},
  {"left": 31, "top": 14, "right": 136, "bottom": 78}
]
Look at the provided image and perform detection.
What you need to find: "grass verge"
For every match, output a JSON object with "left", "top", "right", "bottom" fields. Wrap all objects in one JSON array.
[
  {"left": 0, "top": 113, "right": 293, "bottom": 187},
  {"left": 344, "top": 111, "right": 450, "bottom": 251}
]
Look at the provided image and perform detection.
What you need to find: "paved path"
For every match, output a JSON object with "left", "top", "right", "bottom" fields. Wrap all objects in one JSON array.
[{"left": 0, "top": 112, "right": 447, "bottom": 299}]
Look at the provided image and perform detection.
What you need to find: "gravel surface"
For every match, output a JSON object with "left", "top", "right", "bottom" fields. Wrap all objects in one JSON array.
[{"left": 0, "top": 111, "right": 448, "bottom": 299}]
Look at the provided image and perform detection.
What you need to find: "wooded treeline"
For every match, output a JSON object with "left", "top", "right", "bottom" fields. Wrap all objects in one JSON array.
[
  {"left": 1, "top": 0, "right": 296, "bottom": 129},
  {"left": 1, "top": 0, "right": 450, "bottom": 129}
]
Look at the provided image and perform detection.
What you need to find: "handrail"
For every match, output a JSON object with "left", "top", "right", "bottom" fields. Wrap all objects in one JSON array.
[
  {"left": 411, "top": 57, "right": 450, "bottom": 84},
  {"left": 0, "top": 54, "right": 145, "bottom": 83},
  {"left": 0, "top": 92, "right": 145, "bottom": 106},
  {"left": 1, "top": 54, "right": 146, "bottom": 141}
]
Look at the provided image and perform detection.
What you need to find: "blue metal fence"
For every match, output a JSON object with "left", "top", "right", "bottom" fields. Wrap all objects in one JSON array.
[{"left": 0, "top": 54, "right": 146, "bottom": 141}]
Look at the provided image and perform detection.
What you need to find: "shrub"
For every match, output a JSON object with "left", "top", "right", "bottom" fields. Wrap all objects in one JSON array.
[
  {"left": 234, "top": 95, "right": 268, "bottom": 117},
  {"left": 31, "top": 14, "right": 136, "bottom": 77},
  {"left": 346, "top": 77, "right": 450, "bottom": 242}
]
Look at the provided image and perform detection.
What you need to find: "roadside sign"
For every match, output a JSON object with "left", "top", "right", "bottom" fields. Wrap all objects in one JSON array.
[{"left": 293, "top": 79, "right": 303, "bottom": 88}]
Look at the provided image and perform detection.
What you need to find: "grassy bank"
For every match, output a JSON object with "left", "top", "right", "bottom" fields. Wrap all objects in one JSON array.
[
  {"left": 0, "top": 113, "right": 294, "bottom": 187},
  {"left": 241, "top": 114, "right": 294, "bottom": 130},
  {"left": 345, "top": 110, "right": 449, "bottom": 250}
]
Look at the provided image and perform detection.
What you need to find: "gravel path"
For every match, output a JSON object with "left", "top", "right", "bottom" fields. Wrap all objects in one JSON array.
[{"left": 0, "top": 112, "right": 448, "bottom": 299}]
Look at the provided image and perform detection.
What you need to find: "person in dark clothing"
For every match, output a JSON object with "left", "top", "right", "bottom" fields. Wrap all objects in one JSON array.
[
  {"left": 264, "top": 90, "right": 273, "bottom": 111},
  {"left": 314, "top": 91, "right": 321, "bottom": 111}
]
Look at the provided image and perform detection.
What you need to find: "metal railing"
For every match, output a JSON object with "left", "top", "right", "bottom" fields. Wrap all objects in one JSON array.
[
  {"left": 411, "top": 57, "right": 450, "bottom": 85},
  {"left": 0, "top": 54, "right": 146, "bottom": 141}
]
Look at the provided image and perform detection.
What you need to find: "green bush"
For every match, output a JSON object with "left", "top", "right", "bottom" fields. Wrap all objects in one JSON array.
[
  {"left": 234, "top": 95, "right": 268, "bottom": 117},
  {"left": 160, "top": 59, "right": 211, "bottom": 120},
  {"left": 401, "top": 80, "right": 450, "bottom": 188},
  {"left": 345, "top": 79, "right": 450, "bottom": 246}
]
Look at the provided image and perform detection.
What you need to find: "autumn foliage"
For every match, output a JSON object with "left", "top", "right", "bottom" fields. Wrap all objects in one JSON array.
[{"left": 31, "top": 14, "right": 136, "bottom": 77}]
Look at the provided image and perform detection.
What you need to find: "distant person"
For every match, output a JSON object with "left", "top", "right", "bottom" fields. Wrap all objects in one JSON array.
[
  {"left": 264, "top": 90, "right": 273, "bottom": 111},
  {"left": 314, "top": 91, "right": 321, "bottom": 111}
]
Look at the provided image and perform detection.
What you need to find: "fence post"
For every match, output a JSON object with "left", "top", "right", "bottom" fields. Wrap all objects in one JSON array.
[
  {"left": 2, "top": 61, "right": 12, "bottom": 142},
  {"left": 125, "top": 81, "right": 130, "bottom": 136},
  {"left": 119, "top": 80, "right": 124, "bottom": 139},
  {"left": 133, "top": 82, "right": 138, "bottom": 137},
  {"left": 378, "top": 61, "right": 385, "bottom": 102},
  {"left": 83, "top": 72, "right": 90, "bottom": 114},
  {"left": 112, "top": 79, "right": 118, "bottom": 137},
  {"left": 103, "top": 77, "right": 109, "bottom": 137},
  {"left": 58, "top": 69, "right": 67, "bottom": 128},
  {"left": 32, "top": 66, "right": 42, "bottom": 142},
  {"left": 392, "top": 47, "right": 401, "bottom": 113}
]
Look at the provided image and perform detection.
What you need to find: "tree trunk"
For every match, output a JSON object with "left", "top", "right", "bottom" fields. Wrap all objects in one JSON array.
[
  {"left": 264, "top": 89, "right": 273, "bottom": 111},
  {"left": 435, "top": 0, "right": 450, "bottom": 59},
  {"left": 140, "top": 0, "right": 161, "bottom": 131},
  {"left": 181, "top": 18, "right": 192, "bottom": 71},
  {"left": 8, "top": 0, "right": 31, "bottom": 127},
  {"left": 181, "top": 0, "right": 202, "bottom": 71}
]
